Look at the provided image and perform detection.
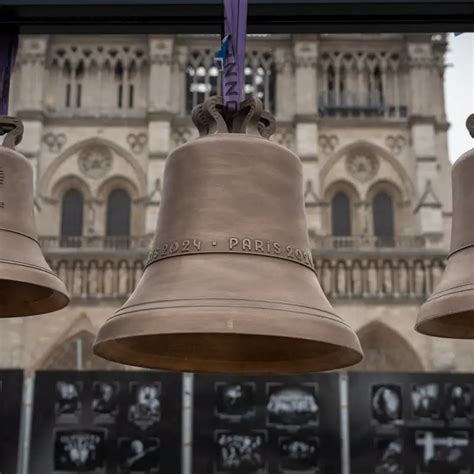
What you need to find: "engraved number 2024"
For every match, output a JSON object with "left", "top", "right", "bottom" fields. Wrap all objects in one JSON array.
[
  {"left": 161, "top": 239, "right": 201, "bottom": 256},
  {"left": 286, "top": 245, "right": 313, "bottom": 266},
  {"left": 179, "top": 239, "right": 201, "bottom": 253}
]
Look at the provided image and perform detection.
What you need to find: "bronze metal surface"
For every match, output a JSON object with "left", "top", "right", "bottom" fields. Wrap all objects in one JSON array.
[
  {"left": 0, "top": 116, "right": 69, "bottom": 317},
  {"left": 94, "top": 97, "right": 363, "bottom": 373},
  {"left": 416, "top": 115, "right": 474, "bottom": 338}
]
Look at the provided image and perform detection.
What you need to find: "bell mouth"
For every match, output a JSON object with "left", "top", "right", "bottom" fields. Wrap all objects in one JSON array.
[
  {"left": 94, "top": 332, "right": 362, "bottom": 374},
  {"left": 94, "top": 299, "right": 364, "bottom": 374},
  {"left": 416, "top": 311, "right": 474, "bottom": 339},
  {"left": 0, "top": 279, "right": 69, "bottom": 317}
]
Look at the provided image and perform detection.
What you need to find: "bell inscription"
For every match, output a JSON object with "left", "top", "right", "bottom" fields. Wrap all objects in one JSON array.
[{"left": 146, "top": 236, "right": 315, "bottom": 272}]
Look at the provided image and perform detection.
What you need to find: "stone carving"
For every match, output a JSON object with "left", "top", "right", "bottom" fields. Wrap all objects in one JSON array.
[
  {"left": 171, "top": 126, "right": 195, "bottom": 148},
  {"left": 318, "top": 135, "right": 339, "bottom": 154},
  {"left": 149, "top": 178, "right": 162, "bottom": 205},
  {"left": 346, "top": 151, "right": 379, "bottom": 183},
  {"left": 43, "top": 133, "right": 67, "bottom": 153},
  {"left": 127, "top": 133, "right": 147, "bottom": 153},
  {"left": 385, "top": 135, "right": 406, "bottom": 155},
  {"left": 304, "top": 181, "right": 319, "bottom": 207},
  {"left": 271, "top": 127, "right": 295, "bottom": 151},
  {"left": 78, "top": 145, "right": 113, "bottom": 179}
]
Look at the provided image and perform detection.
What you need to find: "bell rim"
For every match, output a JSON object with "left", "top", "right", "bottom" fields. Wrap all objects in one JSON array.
[
  {"left": 0, "top": 259, "right": 70, "bottom": 317},
  {"left": 93, "top": 305, "right": 363, "bottom": 374},
  {"left": 416, "top": 287, "right": 474, "bottom": 339}
]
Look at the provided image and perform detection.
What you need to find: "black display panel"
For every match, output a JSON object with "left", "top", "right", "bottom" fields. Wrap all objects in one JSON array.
[
  {"left": 29, "top": 371, "right": 182, "bottom": 473},
  {"left": 0, "top": 370, "right": 23, "bottom": 474},
  {"left": 193, "top": 374, "right": 341, "bottom": 474},
  {"left": 349, "top": 372, "right": 474, "bottom": 474}
]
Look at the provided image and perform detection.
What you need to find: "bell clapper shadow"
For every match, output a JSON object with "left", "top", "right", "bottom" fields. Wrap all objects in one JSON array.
[
  {"left": 415, "top": 114, "right": 474, "bottom": 338},
  {"left": 0, "top": 116, "right": 70, "bottom": 317},
  {"left": 94, "top": 96, "right": 364, "bottom": 374}
]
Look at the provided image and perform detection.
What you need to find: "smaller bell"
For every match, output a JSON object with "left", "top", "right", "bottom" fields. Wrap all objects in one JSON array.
[
  {"left": 0, "top": 116, "right": 69, "bottom": 317},
  {"left": 416, "top": 115, "right": 474, "bottom": 338}
]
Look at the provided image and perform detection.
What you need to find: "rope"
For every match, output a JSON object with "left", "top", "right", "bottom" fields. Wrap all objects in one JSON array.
[
  {"left": 0, "top": 31, "right": 19, "bottom": 117},
  {"left": 220, "top": 0, "right": 248, "bottom": 113}
]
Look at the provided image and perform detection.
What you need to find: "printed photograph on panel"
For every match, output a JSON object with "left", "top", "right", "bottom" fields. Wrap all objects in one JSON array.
[
  {"left": 215, "top": 382, "right": 256, "bottom": 422},
  {"left": 415, "top": 430, "right": 470, "bottom": 474},
  {"left": 55, "top": 381, "right": 82, "bottom": 423},
  {"left": 445, "top": 385, "right": 472, "bottom": 421},
  {"left": 278, "top": 436, "right": 320, "bottom": 473},
  {"left": 266, "top": 383, "right": 319, "bottom": 429},
  {"left": 371, "top": 385, "right": 403, "bottom": 426},
  {"left": 214, "top": 430, "right": 268, "bottom": 473},
  {"left": 53, "top": 429, "right": 106, "bottom": 472},
  {"left": 411, "top": 384, "right": 442, "bottom": 420},
  {"left": 118, "top": 437, "right": 160, "bottom": 473},
  {"left": 128, "top": 382, "right": 161, "bottom": 430},
  {"left": 92, "top": 381, "right": 119, "bottom": 423},
  {"left": 375, "top": 437, "right": 403, "bottom": 474}
]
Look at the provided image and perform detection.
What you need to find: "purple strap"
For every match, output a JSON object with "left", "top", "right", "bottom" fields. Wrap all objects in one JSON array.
[
  {"left": 223, "top": 0, "right": 248, "bottom": 113},
  {"left": 0, "top": 33, "right": 19, "bottom": 116}
]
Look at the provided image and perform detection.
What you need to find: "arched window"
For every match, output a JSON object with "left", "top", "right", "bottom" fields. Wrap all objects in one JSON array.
[
  {"left": 367, "top": 61, "right": 384, "bottom": 110},
  {"left": 106, "top": 189, "right": 131, "bottom": 238},
  {"left": 244, "top": 52, "right": 276, "bottom": 113},
  {"left": 41, "top": 331, "right": 120, "bottom": 370},
  {"left": 327, "top": 64, "right": 336, "bottom": 107},
  {"left": 356, "top": 322, "right": 423, "bottom": 371},
  {"left": 185, "top": 50, "right": 276, "bottom": 114},
  {"left": 331, "top": 192, "right": 351, "bottom": 236},
  {"left": 186, "top": 50, "right": 220, "bottom": 113},
  {"left": 64, "top": 60, "right": 84, "bottom": 109},
  {"left": 373, "top": 191, "right": 394, "bottom": 245},
  {"left": 61, "top": 189, "right": 83, "bottom": 237}
]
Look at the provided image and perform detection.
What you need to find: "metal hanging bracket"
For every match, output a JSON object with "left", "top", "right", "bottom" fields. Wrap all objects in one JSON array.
[{"left": 0, "top": 116, "right": 24, "bottom": 150}]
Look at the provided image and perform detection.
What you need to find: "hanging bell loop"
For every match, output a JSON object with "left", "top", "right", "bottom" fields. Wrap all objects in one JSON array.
[
  {"left": 415, "top": 114, "right": 474, "bottom": 338},
  {"left": 94, "top": 97, "right": 363, "bottom": 374},
  {"left": 0, "top": 116, "right": 69, "bottom": 317}
]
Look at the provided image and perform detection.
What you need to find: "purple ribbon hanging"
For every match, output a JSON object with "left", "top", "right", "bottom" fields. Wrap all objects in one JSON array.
[
  {"left": 0, "top": 32, "right": 19, "bottom": 116},
  {"left": 223, "top": 0, "right": 248, "bottom": 113}
]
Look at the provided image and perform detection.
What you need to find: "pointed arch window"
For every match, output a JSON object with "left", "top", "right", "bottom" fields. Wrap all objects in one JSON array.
[
  {"left": 368, "top": 64, "right": 384, "bottom": 109},
  {"left": 373, "top": 191, "right": 394, "bottom": 246},
  {"left": 185, "top": 50, "right": 275, "bottom": 114},
  {"left": 61, "top": 189, "right": 84, "bottom": 238},
  {"left": 106, "top": 189, "right": 131, "bottom": 247},
  {"left": 186, "top": 50, "right": 220, "bottom": 113},
  {"left": 64, "top": 60, "right": 84, "bottom": 109},
  {"left": 244, "top": 52, "right": 276, "bottom": 113},
  {"left": 331, "top": 192, "right": 351, "bottom": 236},
  {"left": 41, "top": 331, "right": 119, "bottom": 370}
]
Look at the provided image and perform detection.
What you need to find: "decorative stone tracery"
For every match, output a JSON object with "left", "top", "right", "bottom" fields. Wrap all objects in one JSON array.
[{"left": 78, "top": 145, "right": 113, "bottom": 179}]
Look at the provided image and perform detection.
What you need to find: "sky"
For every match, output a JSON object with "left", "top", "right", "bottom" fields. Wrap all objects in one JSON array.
[{"left": 445, "top": 33, "right": 474, "bottom": 163}]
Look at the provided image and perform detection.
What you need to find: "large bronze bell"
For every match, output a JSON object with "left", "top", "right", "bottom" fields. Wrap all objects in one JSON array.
[
  {"left": 0, "top": 116, "right": 69, "bottom": 317},
  {"left": 94, "top": 97, "right": 363, "bottom": 374},
  {"left": 416, "top": 115, "right": 474, "bottom": 338}
]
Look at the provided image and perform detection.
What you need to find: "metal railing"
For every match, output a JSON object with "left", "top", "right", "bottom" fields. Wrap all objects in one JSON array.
[{"left": 318, "top": 91, "right": 407, "bottom": 119}]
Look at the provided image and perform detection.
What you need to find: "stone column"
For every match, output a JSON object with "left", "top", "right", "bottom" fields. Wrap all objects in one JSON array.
[
  {"left": 293, "top": 36, "right": 320, "bottom": 233},
  {"left": 146, "top": 36, "right": 174, "bottom": 234},
  {"left": 407, "top": 35, "right": 446, "bottom": 243},
  {"left": 274, "top": 47, "right": 294, "bottom": 121},
  {"left": 172, "top": 44, "right": 189, "bottom": 116},
  {"left": 14, "top": 36, "right": 49, "bottom": 190}
]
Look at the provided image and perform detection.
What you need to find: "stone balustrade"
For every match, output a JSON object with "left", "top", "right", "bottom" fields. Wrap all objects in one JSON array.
[{"left": 42, "top": 235, "right": 446, "bottom": 301}]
